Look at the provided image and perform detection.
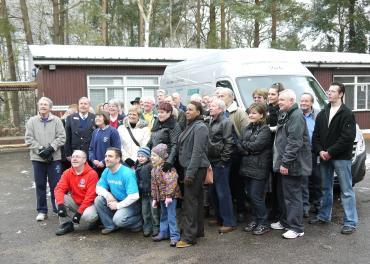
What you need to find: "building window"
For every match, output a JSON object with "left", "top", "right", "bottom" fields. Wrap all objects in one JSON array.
[
  {"left": 87, "top": 75, "right": 160, "bottom": 112},
  {"left": 333, "top": 75, "right": 370, "bottom": 111}
]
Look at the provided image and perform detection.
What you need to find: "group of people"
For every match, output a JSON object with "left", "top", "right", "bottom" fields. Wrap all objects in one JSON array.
[{"left": 24, "top": 81, "right": 358, "bottom": 249}]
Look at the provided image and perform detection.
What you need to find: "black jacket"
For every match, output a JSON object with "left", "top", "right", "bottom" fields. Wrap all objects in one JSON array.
[
  {"left": 136, "top": 161, "right": 153, "bottom": 197},
  {"left": 207, "top": 113, "right": 234, "bottom": 165},
  {"left": 65, "top": 112, "right": 96, "bottom": 157},
  {"left": 312, "top": 103, "right": 356, "bottom": 160},
  {"left": 273, "top": 103, "right": 312, "bottom": 176},
  {"left": 178, "top": 118, "right": 210, "bottom": 178},
  {"left": 147, "top": 116, "right": 182, "bottom": 166},
  {"left": 239, "top": 123, "right": 272, "bottom": 180},
  {"left": 267, "top": 103, "right": 279, "bottom": 127}
]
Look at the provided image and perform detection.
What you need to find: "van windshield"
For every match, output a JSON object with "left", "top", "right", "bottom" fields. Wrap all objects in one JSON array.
[{"left": 236, "top": 76, "right": 327, "bottom": 109}]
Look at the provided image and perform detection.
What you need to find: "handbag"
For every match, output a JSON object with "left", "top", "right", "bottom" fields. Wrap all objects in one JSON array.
[
  {"left": 204, "top": 165, "right": 213, "bottom": 184},
  {"left": 127, "top": 126, "right": 140, "bottom": 147}
]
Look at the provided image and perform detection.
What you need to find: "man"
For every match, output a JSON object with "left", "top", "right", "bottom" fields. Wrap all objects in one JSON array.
[
  {"left": 208, "top": 98, "right": 236, "bottom": 233},
  {"left": 156, "top": 89, "right": 166, "bottom": 105},
  {"left": 65, "top": 97, "right": 95, "bottom": 161},
  {"left": 218, "top": 87, "right": 249, "bottom": 222},
  {"left": 94, "top": 147, "right": 142, "bottom": 234},
  {"left": 310, "top": 82, "right": 358, "bottom": 235},
  {"left": 141, "top": 96, "right": 157, "bottom": 130},
  {"left": 300, "top": 93, "right": 321, "bottom": 218},
  {"left": 271, "top": 89, "right": 312, "bottom": 239},
  {"left": 54, "top": 150, "right": 99, "bottom": 235},
  {"left": 25, "top": 97, "right": 66, "bottom": 221},
  {"left": 172, "top": 92, "right": 187, "bottom": 112}
]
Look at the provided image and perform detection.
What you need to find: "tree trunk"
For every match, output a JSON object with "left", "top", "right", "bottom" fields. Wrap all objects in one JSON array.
[
  {"left": 220, "top": 0, "right": 225, "bottom": 48},
  {"left": 347, "top": 0, "right": 356, "bottom": 52},
  {"left": 138, "top": 0, "right": 145, "bottom": 46},
  {"left": 169, "top": 0, "right": 173, "bottom": 47},
  {"left": 52, "top": 0, "right": 60, "bottom": 44},
  {"left": 65, "top": 0, "right": 69, "bottom": 44},
  {"left": 271, "top": 0, "right": 277, "bottom": 48},
  {"left": 0, "top": 0, "right": 20, "bottom": 126},
  {"left": 59, "top": 0, "right": 65, "bottom": 44},
  {"left": 196, "top": 0, "right": 201, "bottom": 48},
  {"left": 253, "top": 0, "right": 260, "bottom": 47},
  {"left": 101, "top": 0, "right": 108, "bottom": 45},
  {"left": 338, "top": 26, "right": 345, "bottom": 52},
  {"left": 207, "top": 0, "right": 217, "bottom": 48},
  {"left": 19, "top": 0, "right": 33, "bottom": 44},
  {"left": 137, "top": 0, "right": 154, "bottom": 47}
]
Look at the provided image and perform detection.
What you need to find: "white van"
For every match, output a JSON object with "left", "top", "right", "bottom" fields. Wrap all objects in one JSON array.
[{"left": 160, "top": 48, "right": 366, "bottom": 185}]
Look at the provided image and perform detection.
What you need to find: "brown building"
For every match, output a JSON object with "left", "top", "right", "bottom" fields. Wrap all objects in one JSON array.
[{"left": 29, "top": 45, "right": 370, "bottom": 129}]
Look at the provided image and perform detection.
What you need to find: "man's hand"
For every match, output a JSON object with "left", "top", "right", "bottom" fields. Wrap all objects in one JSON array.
[
  {"left": 106, "top": 192, "right": 116, "bottom": 203},
  {"left": 320, "top": 151, "right": 331, "bottom": 161},
  {"left": 279, "top": 165, "right": 289, "bottom": 175},
  {"left": 152, "top": 200, "right": 157, "bottom": 208},
  {"left": 57, "top": 204, "right": 67, "bottom": 217},
  {"left": 93, "top": 160, "right": 100, "bottom": 167},
  {"left": 165, "top": 197, "right": 173, "bottom": 207},
  {"left": 108, "top": 200, "right": 118, "bottom": 210},
  {"left": 72, "top": 212, "right": 82, "bottom": 224}
]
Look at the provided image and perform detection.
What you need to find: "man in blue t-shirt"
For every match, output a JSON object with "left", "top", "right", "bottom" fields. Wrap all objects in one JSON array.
[{"left": 94, "top": 147, "right": 142, "bottom": 234}]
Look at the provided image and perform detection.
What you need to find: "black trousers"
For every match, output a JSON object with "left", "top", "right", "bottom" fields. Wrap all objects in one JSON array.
[
  {"left": 181, "top": 167, "right": 207, "bottom": 244},
  {"left": 309, "top": 155, "right": 322, "bottom": 211},
  {"left": 229, "top": 155, "right": 245, "bottom": 213},
  {"left": 277, "top": 173, "right": 304, "bottom": 233}
]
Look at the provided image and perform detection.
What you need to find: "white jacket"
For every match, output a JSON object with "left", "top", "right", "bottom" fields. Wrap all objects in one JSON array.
[{"left": 117, "top": 121, "right": 150, "bottom": 161}]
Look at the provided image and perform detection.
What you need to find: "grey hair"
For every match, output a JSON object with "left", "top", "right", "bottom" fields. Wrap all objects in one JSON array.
[
  {"left": 279, "top": 89, "right": 296, "bottom": 102},
  {"left": 190, "top": 93, "right": 202, "bottom": 103},
  {"left": 212, "top": 98, "right": 226, "bottom": 111},
  {"left": 38, "top": 97, "right": 53, "bottom": 108},
  {"left": 109, "top": 98, "right": 122, "bottom": 109},
  {"left": 157, "top": 89, "right": 166, "bottom": 95},
  {"left": 142, "top": 96, "right": 155, "bottom": 103},
  {"left": 72, "top": 150, "right": 87, "bottom": 159},
  {"left": 221, "top": 88, "right": 235, "bottom": 99}
]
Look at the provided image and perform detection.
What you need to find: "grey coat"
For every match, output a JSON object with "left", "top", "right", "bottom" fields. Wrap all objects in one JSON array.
[
  {"left": 178, "top": 119, "right": 210, "bottom": 178},
  {"left": 273, "top": 103, "right": 312, "bottom": 176},
  {"left": 25, "top": 113, "right": 66, "bottom": 162}
]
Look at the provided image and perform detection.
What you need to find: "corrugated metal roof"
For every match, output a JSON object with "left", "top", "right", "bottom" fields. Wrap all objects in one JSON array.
[{"left": 29, "top": 45, "right": 370, "bottom": 66}]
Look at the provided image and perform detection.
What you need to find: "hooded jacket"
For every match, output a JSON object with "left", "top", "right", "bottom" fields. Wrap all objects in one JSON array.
[{"left": 54, "top": 163, "right": 99, "bottom": 214}]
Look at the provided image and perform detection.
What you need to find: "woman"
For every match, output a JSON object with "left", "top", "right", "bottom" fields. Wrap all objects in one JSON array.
[
  {"left": 252, "top": 88, "right": 268, "bottom": 104},
  {"left": 147, "top": 102, "right": 181, "bottom": 172},
  {"left": 238, "top": 103, "right": 272, "bottom": 235},
  {"left": 89, "top": 111, "right": 121, "bottom": 176},
  {"left": 176, "top": 101, "right": 210, "bottom": 248},
  {"left": 108, "top": 98, "right": 125, "bottom": 129},
  {"left": 117, "top": 106, "right": 150, "bottom": 164}
]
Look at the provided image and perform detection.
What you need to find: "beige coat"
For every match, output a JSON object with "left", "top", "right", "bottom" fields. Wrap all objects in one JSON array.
[
  {"left": 227, "top": 101, "right": 249, "bottom": 138},
  {"left": 25, "top": 113, "right": 66, "bottom": 162}
]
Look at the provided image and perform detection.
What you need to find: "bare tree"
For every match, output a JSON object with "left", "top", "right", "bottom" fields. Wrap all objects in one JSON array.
[
  {"left": 19, "top": 0, "right": 33, "bottom": 44},
  {"left": 101, "top": 0, "right": 108, "bottom": 45},
  {"left": 220, "top": 0, "right": 225, "bottom": 48}
]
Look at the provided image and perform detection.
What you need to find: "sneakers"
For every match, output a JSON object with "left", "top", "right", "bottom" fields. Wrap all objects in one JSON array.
[
  {"left": 270, "top": 221, "right": 284, "bottom": 230},
  {"left": 341, "top": 225, "right": 356, "bottom": 235},
  {"left": 176, "top": 240, "right": 193, "bottom": 248},
  {"left": 170, "top": 240, "right": 178, "bottom": 247},
  {"left": 152, "top": 234, "right": 169, "bottom": 242},
  {"left": 101, "top": 228, "right": 116, "bottom": 235},
  {"left": 309, "top": 218, "right": 328, "bottom": 225},
  {"left": 55, "top": 221, "right": 74, "bottom": 236},
  {"left": 282, "top": 229, "right": 304, "bottom": 239},
  {"left": 36, "top": 213, "right": 47, "bottom": 221},
  {"left": 252, "top": 225, "right": 270, "bottom": 235},
  {"left": 244, "top": 221, "right": 258, "bottom": 232}
]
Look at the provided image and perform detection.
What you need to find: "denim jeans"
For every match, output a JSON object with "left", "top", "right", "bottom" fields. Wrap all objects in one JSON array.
[
  {"left": 243, "top": 177, "right": 268, "bottom": 226},
  {"left": 94, "top": 196, "right": 142, "bottom": 230},
  {"left": 210, "top": 164, "right": 236, "bottom": 227},
  {"left": 301, "top": 176, "right": 310, "bottom": 214},
  {"left": 159, "top": 199, "right": 180, "bottom": 241},
  {"left": 32, "top": 161, "right": 61, "bottom": 214},
  {"left": 318, "top": 159, "right": 358, "bottom": 227},
  {"left": 141, "top": 196, "right": 160, "bottom": 235}
]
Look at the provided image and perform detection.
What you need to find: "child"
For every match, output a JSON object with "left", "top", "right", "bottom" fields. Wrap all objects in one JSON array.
[
  {"left": 136, "top": 146, "right": 160, "bottom": 237},
  {"left": 151, "top": 144, "right": 181, "bottom": 247}
]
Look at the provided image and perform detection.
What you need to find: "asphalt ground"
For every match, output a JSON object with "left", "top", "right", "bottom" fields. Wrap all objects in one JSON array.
[{"left": 1, "top": 143, "right": 370, "bottom": 264}]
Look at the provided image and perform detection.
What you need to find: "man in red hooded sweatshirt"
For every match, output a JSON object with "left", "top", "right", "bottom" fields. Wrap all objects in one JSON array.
[{"left": 54, "top": 150, "right": 99, "bottom": 235}]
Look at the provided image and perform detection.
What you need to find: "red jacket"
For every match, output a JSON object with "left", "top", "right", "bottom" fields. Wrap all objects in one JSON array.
[{"left": 54, "top": 163, "right": 98, "bottom": 214}]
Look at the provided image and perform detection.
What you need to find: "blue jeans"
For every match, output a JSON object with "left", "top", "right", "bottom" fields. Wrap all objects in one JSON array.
[
  {"left": 141, "top": 196, "right": 160, "bottom": 235},
  {"left": 94, "top": 196, "right": 142, "bottom": 230},
  {"left": 318, "top": 159, "right": 358, "bottom": 227},
  {"left": 159, "top": 199, "right": 180, "bottom": 241},
  {"left": 243, "top": 177, "right": 268, "bottom": 226},
  {"left": 210, "top": 164, "right": 236, "bottom": 227},
  {"left": 32, "top": 161, "right": 61, "bottom": 213}
]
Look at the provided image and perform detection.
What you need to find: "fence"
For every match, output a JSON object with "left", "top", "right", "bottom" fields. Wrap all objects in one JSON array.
[{"left": 0, "top": 82, "right": 37, "bottom": 138}]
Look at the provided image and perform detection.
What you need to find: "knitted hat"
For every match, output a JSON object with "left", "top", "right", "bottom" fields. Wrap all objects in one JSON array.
[
  {"left": 137, "top": 146, "right": 151, "bottom": 158},
  {"left": 151, "top": 144, "right": 168, "bottom": 160}
]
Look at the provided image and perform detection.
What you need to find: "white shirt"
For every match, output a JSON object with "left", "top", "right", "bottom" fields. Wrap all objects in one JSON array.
[{"left": 329, "top": 104, "right": 340, "bottom": 126}]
